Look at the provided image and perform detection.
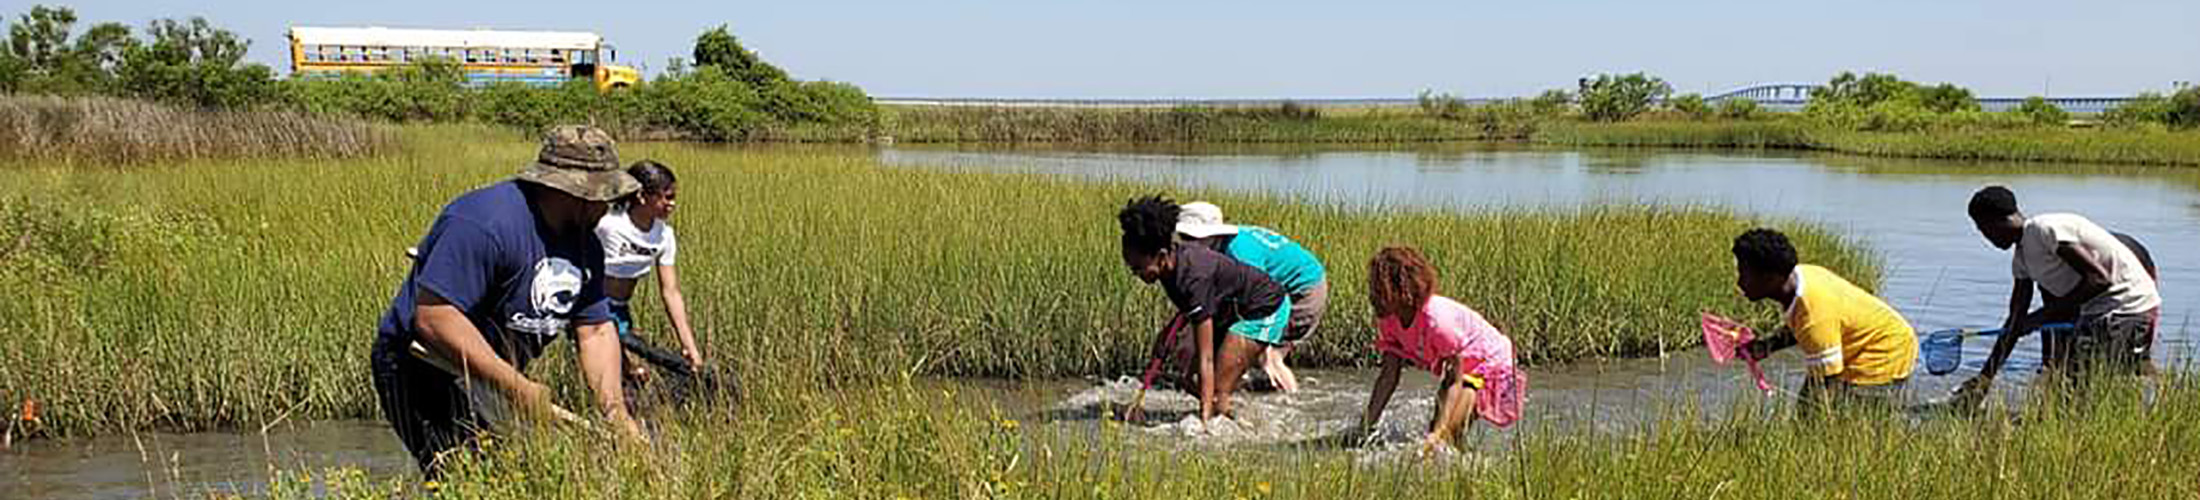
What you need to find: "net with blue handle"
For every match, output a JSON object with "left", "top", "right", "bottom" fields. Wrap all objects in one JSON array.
[{"left": 1919, "top": 323, "right": 2076, "bottom": 376}]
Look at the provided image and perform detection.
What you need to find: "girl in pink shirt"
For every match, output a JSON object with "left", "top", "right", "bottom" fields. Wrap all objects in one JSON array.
[{"left": 1359, "top": 246, "right": 1524, "bottom": 452}]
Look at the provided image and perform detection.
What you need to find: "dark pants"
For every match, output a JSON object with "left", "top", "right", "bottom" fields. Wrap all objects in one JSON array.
[{"left": 371, "top": 335, "right": 487, "bottom": 476}]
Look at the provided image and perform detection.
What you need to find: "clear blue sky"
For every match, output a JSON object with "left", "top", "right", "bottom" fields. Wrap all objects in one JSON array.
[{"left": 31, "top": 0, "right": 2200, "bottom": 98}]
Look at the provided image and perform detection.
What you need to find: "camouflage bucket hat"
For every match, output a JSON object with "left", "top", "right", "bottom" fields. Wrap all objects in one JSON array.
[{"left": 515, "top": 125, "right": 640, "bottom": 202}]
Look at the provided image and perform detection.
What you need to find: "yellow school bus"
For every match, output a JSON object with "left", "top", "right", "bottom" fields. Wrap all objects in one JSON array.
[{"left": 288, "top": 26, "right": 642, "bottom": 92}]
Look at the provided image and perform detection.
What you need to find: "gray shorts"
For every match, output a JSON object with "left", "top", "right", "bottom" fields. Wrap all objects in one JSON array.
[
  {"left": 1282, "top": 280, "right": 1329, "bottom": 344},
  {"left": 2053, "top": 309, "right": 2157, "bottom": 376}
]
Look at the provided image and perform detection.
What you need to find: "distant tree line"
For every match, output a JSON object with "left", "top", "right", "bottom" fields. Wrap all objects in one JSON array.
[
  {"left": 1, "top": 5, "right": 880, "bottom": 141},
  {"left": 1418, "top": 70, "right": 2200, "bottom": 131}
]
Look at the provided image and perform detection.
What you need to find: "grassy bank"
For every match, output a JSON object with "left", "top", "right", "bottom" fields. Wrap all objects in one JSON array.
[
  {"left": 0, "top": 125, "right": 1867, "bottom": 436},
  {"left": 1532, "top": 120, "right": 1818, "bottom": 149},
  {"left": 1521, "top": 119, "right": 2200, "bottom": 167},
  {"left": 258, "top": 374, "right": 2200, "bottom": 499},
  {"left": 884, "top": 105, "right": 2200, "bottom": 166},
  {"left": 882, "top": 105, "right": 1498, "bottom": 143}
]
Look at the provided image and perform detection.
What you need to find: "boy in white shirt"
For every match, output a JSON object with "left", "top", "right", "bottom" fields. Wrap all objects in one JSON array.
[{"left": 1958, "top": 186, "right": 2160, "bottom": 400}]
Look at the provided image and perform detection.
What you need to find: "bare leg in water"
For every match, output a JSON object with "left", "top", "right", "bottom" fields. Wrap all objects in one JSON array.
[
  {"left": 1206, "top": 333, "right": 1268, "bottom": 419},
  {"left": 1262, "top": 344, "right": 1301, "bottom": 393},
  {"left": 1425, "top": 360, "right": 1478, "bottom": 453}
]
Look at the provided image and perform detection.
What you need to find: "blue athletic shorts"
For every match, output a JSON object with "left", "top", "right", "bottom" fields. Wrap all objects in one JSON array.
[{"left": 1225, "top": 295, "right": 1292, "bottom": 346}]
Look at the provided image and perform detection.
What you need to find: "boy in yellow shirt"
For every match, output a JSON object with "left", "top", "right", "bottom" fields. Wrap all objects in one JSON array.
[{"left": 1730, "top": 228, "right": 1918, "bottom": 413}]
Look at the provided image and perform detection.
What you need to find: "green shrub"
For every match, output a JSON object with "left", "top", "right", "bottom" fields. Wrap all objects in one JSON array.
[
  {"left": 1811, "top": 71, "right": 1915, "bottom": 110},
  {"left": 691, "top": 25, "right": 788, "bottom": 88},
  {"left": 1417, "top": 89, "right": 1470, "bottom": 119},
  {"left": 1579, "top": 73, "right": 1672, "bottom": 122},
  {"left": 281, "top": 70, "right": 469, "bottom": 123},
  {"left": 793, "top": 80, "right": 882, "bottom": 125},
  {"left": 1529, "top": 89, "right": 1574, "bottom": 116},
  {"left": 1909, "top": 83, "right": 1980, "bottom": 113},
  {"left": 2104, "top": 93, "right": 2173, "bottom": 127},
  {"left": 1808, "top": 72, "right": 1979, "bottom": 114},
  {"left": 643, "top": 69, "right": 771, "bottom": 141},
  {"left": 1667, "top": 93, "right": 1710, "bottom": 119},
  {"left": 1863, "top": 101, "right": 1937, "bottom": 132},
  {"left": 2012, "top": 96, "right": 2069, "bottom": 126},
  {"left": 2171, "top": 86, "right": 2200, "bottom": 129},
  {"left": 1714, "top": 97, "right": 1761, "bottom": 120},
  {"left": 473, "top": 81, "right": 601, "bottom": 132}
]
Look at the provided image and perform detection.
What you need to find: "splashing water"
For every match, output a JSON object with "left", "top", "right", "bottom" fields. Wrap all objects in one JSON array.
[{"left": 1043, "top": 374, "right": 1511, "bottom": 464}]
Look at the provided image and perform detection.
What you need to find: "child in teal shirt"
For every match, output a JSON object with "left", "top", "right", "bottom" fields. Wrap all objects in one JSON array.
[{"left": 1176, "top": 201, "right": 1329, "bottom": 393}]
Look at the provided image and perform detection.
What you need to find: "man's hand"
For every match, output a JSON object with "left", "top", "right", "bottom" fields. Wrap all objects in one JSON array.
[
  {"left": 682, "top": 348, "right": 704, "bottom": 369},
  {"left": 624, "top": 353, "right": 652, "bottom": 385},
  {"left": 506, "top": 380, "right": 556, "bottom": 423},
  {"left": 609, "top": 410, "right": 648, "bottom": 446}
]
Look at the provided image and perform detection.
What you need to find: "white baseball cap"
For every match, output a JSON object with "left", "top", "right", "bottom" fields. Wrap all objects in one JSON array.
[{"left": 1175, "top": 201, "right": 1240, "bottom": 238}]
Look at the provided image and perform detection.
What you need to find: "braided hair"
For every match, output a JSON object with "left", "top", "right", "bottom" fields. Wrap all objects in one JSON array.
[{"left": 1117, "top": 194, "right": 1180, "bottom": 257}]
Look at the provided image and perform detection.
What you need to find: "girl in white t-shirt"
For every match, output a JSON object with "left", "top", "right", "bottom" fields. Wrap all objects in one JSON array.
[{"left": 596, "top": 160, "right": 703, "bottom": 369}]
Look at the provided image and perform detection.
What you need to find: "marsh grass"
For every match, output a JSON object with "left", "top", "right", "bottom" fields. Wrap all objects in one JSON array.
[
  {"left": 1535, "top": 120, "right": 1816, "bottom": 149},
  {"left": 0, "top": 95, "right": 390, "bottom": 164},
  {"left": 0, "top": 125, "right": 1862, "bottom": 436},
  {"left": 1538, "top": 119, "right": 2200, "bottom": 166},
  {"left": 252, "top": 374, "right": 2200, "bottom": 498},
  {"left": 1809, "top": 128, "right": 2200, "bottom": 166},
  {"left": 882, "top": 105, "right": 1490, "bottom": 143}
]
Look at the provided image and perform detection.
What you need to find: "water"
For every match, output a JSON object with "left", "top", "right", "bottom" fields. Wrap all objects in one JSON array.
[
  {"left": 1, "top": 420, "right": 411, "bottom": 499},
  {"left": 882, "top": 144, "right": 2200, "bottom": 453}
]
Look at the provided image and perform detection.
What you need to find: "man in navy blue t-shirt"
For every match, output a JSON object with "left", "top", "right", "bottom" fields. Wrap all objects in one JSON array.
[{"left": 372, "top": 125, "right": 645, "bottom": 474}]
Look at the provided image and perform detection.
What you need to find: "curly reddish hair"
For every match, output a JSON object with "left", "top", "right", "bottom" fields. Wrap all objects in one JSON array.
[{"left": 1367, "top": 245, "right": 1438, "bottom": 325}]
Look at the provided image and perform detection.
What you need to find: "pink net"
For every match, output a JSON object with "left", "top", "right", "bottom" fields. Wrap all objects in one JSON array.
[
  {"left": 1700, "top": 312, "right": 1774, "bottom": 394},
  {"left": 1475, "top": 367, "right": 1525, "bottom": 427}
]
